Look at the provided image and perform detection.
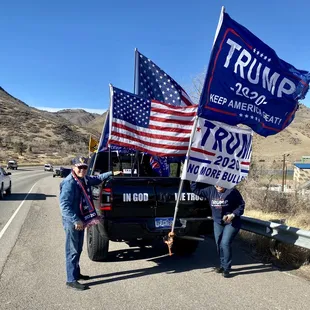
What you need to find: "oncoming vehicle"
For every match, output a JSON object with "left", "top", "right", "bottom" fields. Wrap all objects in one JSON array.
[
  {"left": 44, "top": 164, "right": 53, "bottom": 172},
  {"left": 0, "top": 166, "right": 12, "bottom": 199},
  {"left": 7, "top": 160, "right": 18, "bottom": 170},
  {"left": 53, "top": 167, "right": 71, "bottom": 178}
]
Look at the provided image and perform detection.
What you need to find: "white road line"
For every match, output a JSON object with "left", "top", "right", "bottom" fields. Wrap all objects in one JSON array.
[{"left": 0, "top": 182, "right": 38, "bottom": 240}]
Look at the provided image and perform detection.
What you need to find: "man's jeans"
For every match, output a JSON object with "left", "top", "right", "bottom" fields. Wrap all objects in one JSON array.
[
  {"left": 64, "top": 222, "right": 84, "bottom": 283},
  {"left": 213, "top": 222, "right": 240, "bottom": 271}
]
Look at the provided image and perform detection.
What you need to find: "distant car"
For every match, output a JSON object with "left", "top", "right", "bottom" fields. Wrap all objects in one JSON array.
[
  {"left": 0, "top": 166, "right": 11, "bottom": 199},
  {"left": 7, "top": 160, "right": 18, "bottom": 170},
  {"left": 44, "top": 164, "right": 53, "bottom": 172},
  {"left": 53, "top": 167, "right": 71, "bottom": 178}
]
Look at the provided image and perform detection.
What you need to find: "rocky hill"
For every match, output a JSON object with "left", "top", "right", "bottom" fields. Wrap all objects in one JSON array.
[
  {"left": 86, "top": 112, "right": 108, "bottom": 133},
  {"left": 251, "top": 104, "right": 310, "bottom": 166},
  {"left": 55, "top": 109, "right": 99, "bottom": 127},
  {"left": 0, "top": 87, "right": 95, "bottom": 165},
  {"left": 54, "top": 108, "right": 108, "bottom": 134}
]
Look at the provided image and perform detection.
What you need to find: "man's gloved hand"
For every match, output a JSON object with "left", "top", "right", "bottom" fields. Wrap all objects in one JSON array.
[
  {"left": 74, "top": 221, "right": 84, "bottom": 231},
  {"left": 223, "top": 214, "right": 235, "bottom": 223}
]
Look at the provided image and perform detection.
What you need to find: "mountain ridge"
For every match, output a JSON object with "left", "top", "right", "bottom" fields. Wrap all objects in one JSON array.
[{"left": 0, "top": 86, "right": 309, "bottom": 166}]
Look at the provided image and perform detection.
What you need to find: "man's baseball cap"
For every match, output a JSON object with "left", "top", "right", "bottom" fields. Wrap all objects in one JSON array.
[{"left": 71, "top": 156, "right": 88, "bottom": 167}]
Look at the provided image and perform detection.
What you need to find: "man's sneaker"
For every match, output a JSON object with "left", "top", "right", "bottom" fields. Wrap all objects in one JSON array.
[
  {"left": 78, "top": 274, "right": 90, "bottom": 280},
  {"left": 214, "top": 267, "right": 224, "bottom": 273},
  {"left": 66, "top": 281, "right": 88, "bottom": 291},
  {"left": 222, "top": 271, "right": 230, "bottom": 278}
]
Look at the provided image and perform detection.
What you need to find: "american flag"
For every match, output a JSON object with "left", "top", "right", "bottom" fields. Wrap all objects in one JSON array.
[
  {"left": 136, "top": 50, "right": 194, "bottom": 107},
  {"left": 108, "top": 86, "right": 197, "bottom": 157}
]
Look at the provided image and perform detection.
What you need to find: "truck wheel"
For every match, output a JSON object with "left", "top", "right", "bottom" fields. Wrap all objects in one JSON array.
[
  {"left": 172, "top": 238, "right": 199, "bottom": 256},
  {"left": 0, "top": 184, "right": 4, "bottom": 199},
  {"left": 87, "top": 224, "right": 109, "bottom": 261},
  {"left": 6, "top": 182, "right": 11, "bottom": 195}
]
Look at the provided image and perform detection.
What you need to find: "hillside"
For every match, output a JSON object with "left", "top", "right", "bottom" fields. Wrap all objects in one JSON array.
[
  {"left": 53, "top": 108, "right": 108, "bottom": 134},
  {"left": 251, "top": 104, "right": 310, "bottom": 166},
  {"left": 86, "top": 111, "right": 108, "bottom": 133},
  {"left": 55, "top": 109, "right": 99, "bottom": 127},
  {"left": 0, "top": 87, "right": 93, "bottom": 165},
  {"left": 0, "top": 85, "right": 309, "bottom": 166}
]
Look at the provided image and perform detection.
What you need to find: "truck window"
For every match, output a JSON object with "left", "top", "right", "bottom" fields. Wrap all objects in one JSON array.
[{"left": 89, "top": 151, "right": 183, "bottom": 178}]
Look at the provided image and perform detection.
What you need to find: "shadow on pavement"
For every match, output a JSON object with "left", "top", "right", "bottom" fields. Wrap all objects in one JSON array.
[
  {"left": 86, "top": 236, "right": 278, "bottom": 286},
  {"left": 4, "top": 193, "right": 56, "bottom": 201}
]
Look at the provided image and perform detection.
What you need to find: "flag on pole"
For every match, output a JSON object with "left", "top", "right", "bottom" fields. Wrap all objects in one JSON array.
[
  {"left": 181, "top": 117, "right": 253, "bottom": 189},
  {"left": 108, "top": 86, "right": 197, "bottom": 157},
  {"left": 89, "top": 135, "right": 99, "bottom": 153},
  {"left": 136, "top": 50, "right": 194, "bottom": 107},
  {"left": 97, "top": 111, "right": 136, "bottom": 153},
  {"left": 97, "top": 111, "right": 110, "bottom": 152},
  {"left": 198, "top": 10, "right": 310, "bottom": 137},
  {"left": 150, "top": 156, "right": 170, "bottom": 176}
]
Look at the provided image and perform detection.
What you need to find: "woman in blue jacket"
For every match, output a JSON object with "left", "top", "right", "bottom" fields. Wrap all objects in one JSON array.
[{"left": 191, "top": 182, "right": 245, "bottom": 278}]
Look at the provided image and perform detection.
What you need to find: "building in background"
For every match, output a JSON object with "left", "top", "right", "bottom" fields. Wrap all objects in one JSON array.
[
  {"left": 293, "top": 163, "right": 310, "bottom": 187},
  {"left": 301, "top": 156, "right": 310, "bottom": 163}
]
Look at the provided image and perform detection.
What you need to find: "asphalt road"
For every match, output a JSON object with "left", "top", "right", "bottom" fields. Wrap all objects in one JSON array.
[{"left": 0, "top": 168, "right": 310, "bottom": 310}]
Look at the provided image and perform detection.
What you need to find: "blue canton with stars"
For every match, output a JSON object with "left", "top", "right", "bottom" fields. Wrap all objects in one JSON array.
[
  {"left": 137, "top": 51, "right": 186, "bottom": 106},
  {"left": 113, "top": 87, "right": 151, "bottom": 128}
]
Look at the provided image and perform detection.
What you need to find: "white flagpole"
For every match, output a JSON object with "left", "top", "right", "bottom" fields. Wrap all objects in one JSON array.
[
  {"left": 170, "top": 115, "right": 199, "bottom": 234},
  {"left": 168, "top": 6, "right": 225, "bottom": 242},
  {"left": 212, "top": 6, "right": 225, "bottom": 47}
]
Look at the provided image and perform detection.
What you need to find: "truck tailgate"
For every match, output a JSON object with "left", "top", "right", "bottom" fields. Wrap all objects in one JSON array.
[{"left": 100, "top": 177, "right": 210, "bottom": 219}]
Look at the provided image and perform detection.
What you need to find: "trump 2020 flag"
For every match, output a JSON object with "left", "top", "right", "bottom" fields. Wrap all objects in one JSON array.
[
  {"left": 198, "top": 11, "right": 310, "bottom": 137},
  {"left": 181, "top": 117, "right": 253, "bottom": 189},
  {"left": 150, "top": 156, "right": 170, "bottom": 176},
  {"left": 136, "top": 50, "right": 194, "bottom": 107},
  {"left": 108, "top": 85, "right": 197, "bottom": 157}
]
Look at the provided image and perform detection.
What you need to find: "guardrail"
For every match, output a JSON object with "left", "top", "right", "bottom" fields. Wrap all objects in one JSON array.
[{"left": 241, "top": 216, "right": 310, "bottom": 250}]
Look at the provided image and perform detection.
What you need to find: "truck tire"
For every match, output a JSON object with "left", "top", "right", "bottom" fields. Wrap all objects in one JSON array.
[
  {"left": 0, "top": 184, "right": 4, "bottom": 200},
  {"left": 172, "top": 238, "right": 199, "bottom": 256},
  {"left": 87, "top": 224, "right": 109, "bottom": 261},
  {"left": 6, "top": 182, "right": 11, "bottom": 195}
]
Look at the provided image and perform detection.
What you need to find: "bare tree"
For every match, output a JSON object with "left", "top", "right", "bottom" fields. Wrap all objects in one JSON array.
[
  {"left": 188, "top": 68, "right": 207, "bottom": 104},
  {"left": 15, "top": 141, "right": 27, "bottom": 156}
]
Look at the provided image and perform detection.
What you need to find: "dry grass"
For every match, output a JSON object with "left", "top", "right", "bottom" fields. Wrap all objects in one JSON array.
[
  {"left": 238, "top": 160, "right": 310, "bottom": 270},
  {"left": 244, "top": 210, "right": 310, "bottom": 230},
  {"left": 239, "top": 231, "right": 310, "bottom": 269}
]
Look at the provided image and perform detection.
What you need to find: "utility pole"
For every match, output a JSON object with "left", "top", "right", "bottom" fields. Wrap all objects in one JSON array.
[{"left": 282, "top": 154, "right": 289, "bottom": 192}]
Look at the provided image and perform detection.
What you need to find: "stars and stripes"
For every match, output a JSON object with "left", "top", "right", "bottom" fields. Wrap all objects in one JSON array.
[
  {"left": 108, "top": 86, "right": 197, "bottom": 157},
  {"left": 136, "top": 50, "right": 194, "bottom": 107}
]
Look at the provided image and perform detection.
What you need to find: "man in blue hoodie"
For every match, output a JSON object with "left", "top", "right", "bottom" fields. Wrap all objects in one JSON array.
[
  {"left": 191, "top": 182, "right": 245, "bottom": 278},
  {"left": 59, "top": 156, "right": 122, "bottom": 290}
]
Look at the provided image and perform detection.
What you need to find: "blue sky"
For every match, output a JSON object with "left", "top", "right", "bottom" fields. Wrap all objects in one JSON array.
[{"left": 1, "top": 0, "right": 310, "bottom": 114}]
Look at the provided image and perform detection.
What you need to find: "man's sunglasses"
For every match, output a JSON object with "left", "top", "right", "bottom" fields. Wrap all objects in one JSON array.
[{"left": 77, "top": 166, "right": 88, "bottom": 170}]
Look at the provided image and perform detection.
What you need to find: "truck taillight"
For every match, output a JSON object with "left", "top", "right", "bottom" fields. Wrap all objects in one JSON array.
[{"left": 100, "top": 187, "right": 112, "bottom": 211}]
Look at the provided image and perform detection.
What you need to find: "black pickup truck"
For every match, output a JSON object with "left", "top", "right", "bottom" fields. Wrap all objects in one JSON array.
[{"left": 86, "top": 151, "right": 212, "bottom": 261}]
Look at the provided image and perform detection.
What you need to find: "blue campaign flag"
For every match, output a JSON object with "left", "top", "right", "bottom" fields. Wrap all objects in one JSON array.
[
  {"left": 135, "top": 50, "right": 194, "bottom": 107},
  {"left": 150, "top": 156, "right": 170, "bottom": 177},
  {"left": 98, "top": 111, "right": 109, "bottom": 152},
  {"left": 198, "top": 11, "right": 310, "bottom": 137}
]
